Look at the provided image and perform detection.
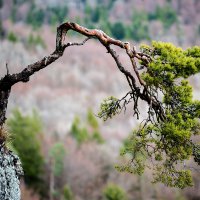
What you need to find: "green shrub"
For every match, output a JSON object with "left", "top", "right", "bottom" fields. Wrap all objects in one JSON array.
[
  {"left": 103, "top": 183, "right": 127, "bottom": 200},
  {"left": 49, "top": 142, "right": 66, "bottom": 177},
  {"left": 7, "top": 31, "right": 18, "bottom": 43},
  {"left": 87, "top": 108, "right": 99, "bottom": 129},
  {"left": 71, "top": 116, "right": 90, "bottom": 144},
  {"left": 11, "top": 5, "right": 17, "bottom": 22},
  {"left": 92, "top": 130, "right": 104, "bottom": 144},
  {"left": 91, "top": 6, "right": 101, "bottom": 23},
  {"left": 99, "top": 20, "right": 112, "bottom": 36},
  {"left": 148, "top": 5, "right": 177, "bottom": 29},
  {"left": 129, "top": 11, "right": 150, "bottom": 41},
  {"left": 27, "top": 34, "right": 46, "bottom": 48},
  {"left": 48, "top": 6, "right": 68, "bottom": 24},
  {"left": 63, "top": 185, "right": 74, "bottom": 200},
  {"left": 0, "top": 20, "right": 4, "bottom": 39},
  {"left": 111, "top": 22, "right": 126, "bottom": 40},
  {"left": 26, "top": 4, "right": 45, "bottom": 29},
  {"left": 0, "top": 0, "right": 3, "bottom": 8},
  {"left": 7, "top": 109, "right": 44, "bottom": 191},
  {"left": 71, "top": 109, "right": 104, "bottom": 145}
]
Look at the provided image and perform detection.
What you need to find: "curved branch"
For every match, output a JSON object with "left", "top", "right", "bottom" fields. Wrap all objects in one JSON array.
[{"left": 0, "top": 21, "right": 165, "bottom": 132}]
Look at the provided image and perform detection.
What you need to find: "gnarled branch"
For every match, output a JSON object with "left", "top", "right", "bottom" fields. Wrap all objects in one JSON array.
[{"left": 0, "top": 22, "right": 164, "bottom": 138}]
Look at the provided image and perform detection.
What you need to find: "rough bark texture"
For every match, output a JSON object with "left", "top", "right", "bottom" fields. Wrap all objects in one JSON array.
[
  {"left": 0, "top": 90, "right": 10, "bottom": 128},
  {"left": 0, "top": 146, "right": 23, "bottom": 200}
]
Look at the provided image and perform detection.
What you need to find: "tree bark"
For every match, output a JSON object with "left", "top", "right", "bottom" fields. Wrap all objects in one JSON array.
[
  {"left": 0, "top": 21, "right": 164, "bottom": 199},
  {"left": 0, "top": 146, "right": 23, "bottom": 200}
]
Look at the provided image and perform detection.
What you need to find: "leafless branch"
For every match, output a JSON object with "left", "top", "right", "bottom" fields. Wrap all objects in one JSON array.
[{"left": 0, "top": 22, "right": 165, "bottom": 142}]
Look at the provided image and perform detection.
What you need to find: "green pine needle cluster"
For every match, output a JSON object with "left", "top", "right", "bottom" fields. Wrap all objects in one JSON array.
[
  {"left": 99, "top": 42, "right": 200, "bottom": 188},
  {"left": 98, "top": 96, "right": 120, "bottom": 121}
]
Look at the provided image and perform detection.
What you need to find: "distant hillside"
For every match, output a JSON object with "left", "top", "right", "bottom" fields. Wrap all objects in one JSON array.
[
  {"left": 0, "top": 0, "right": 200, "bottom": 47},
  {"left": 0, "top": 0, "right": 200, "bottom": 135}
]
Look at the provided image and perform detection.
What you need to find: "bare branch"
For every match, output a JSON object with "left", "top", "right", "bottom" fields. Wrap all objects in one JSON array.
[
  {"left": 0, "top": 21, "right": 165, "bottom": 132},
  {"left": 6, "top": 63, "right": 9, "bottom": 75},
  {"left": 64, "top": 37, "right": 91, "bottom": 48}
]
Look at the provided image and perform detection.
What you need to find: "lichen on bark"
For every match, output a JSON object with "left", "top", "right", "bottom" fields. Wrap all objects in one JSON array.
[{"left": 0, "top": 146, "right": 23, "bottom": 200}]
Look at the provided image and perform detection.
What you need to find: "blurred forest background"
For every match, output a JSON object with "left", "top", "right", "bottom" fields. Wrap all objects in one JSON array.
[{"left": 0, "top": 0, "right": 200, "bottom": 199}]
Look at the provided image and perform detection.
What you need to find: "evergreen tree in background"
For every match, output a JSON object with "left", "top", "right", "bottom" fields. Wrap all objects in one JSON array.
[
  {"left": 103, "top": 184, "right": 127, "bottom": 200},
  {"left": 148, "top": 5, "right": 177, "bottom": 29},
  {"left": 111, "top": 22, "right": 126, "bottom": 40},
  {"left": 0, "top": 0, "right": 3, "bottom": 8},
  {"left": 7, "top": 109, "right": 44, "bottom": 192},
  {"left": 62, "top": 185, "right": 74, "bottom": 200},
  {"left": 71, "top": 109, "right": 104, "bottom": 145},
  {"left": 49, "top": 142, "right": 66, "bottom": 199},
  {"left": 7, "top": 31, "right": 18, "bottom": 43}
]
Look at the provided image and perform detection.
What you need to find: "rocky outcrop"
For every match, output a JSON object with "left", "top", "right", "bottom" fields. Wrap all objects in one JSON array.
[{"left": 0, "top": 146, "right": 23, "bottom": 200}]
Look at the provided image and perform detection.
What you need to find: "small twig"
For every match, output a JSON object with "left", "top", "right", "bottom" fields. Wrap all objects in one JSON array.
[
  {"left": 65, "top": 37, "right": 91, "bottom": 47},
  {"left": 6, "top": 63, "right": 9, "bottom": 75},
  {"left": 0, "top": 21, "right": 166, "bottom": 128}
]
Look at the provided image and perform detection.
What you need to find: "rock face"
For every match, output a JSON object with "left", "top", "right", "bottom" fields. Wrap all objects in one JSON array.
[{"left": 0, "top": 146, "right": 23, "bottom": 200}]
